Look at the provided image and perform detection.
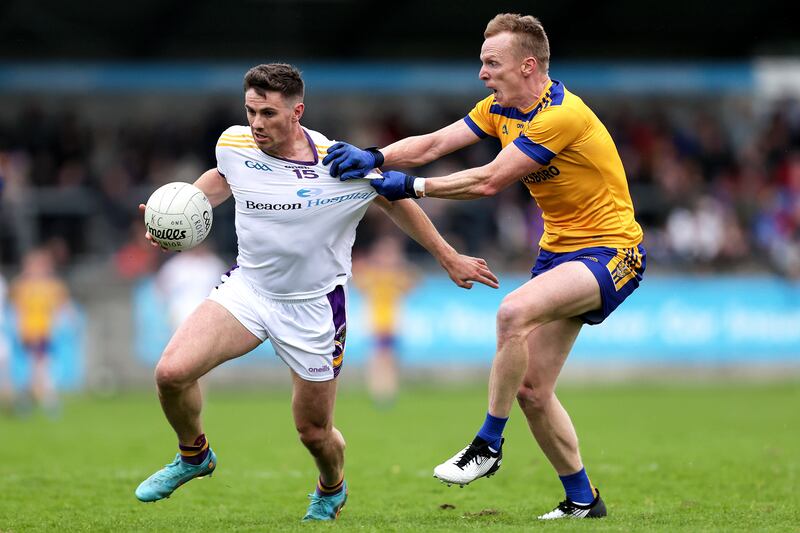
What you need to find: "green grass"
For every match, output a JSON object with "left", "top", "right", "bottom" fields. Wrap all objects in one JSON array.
[{"left": 1, "top": 382, "right": 799, "bottom": 532}]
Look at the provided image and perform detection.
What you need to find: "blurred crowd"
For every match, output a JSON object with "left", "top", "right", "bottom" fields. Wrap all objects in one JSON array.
[{"left": 1, "top": 92, "right": 800, "bottom": 278}]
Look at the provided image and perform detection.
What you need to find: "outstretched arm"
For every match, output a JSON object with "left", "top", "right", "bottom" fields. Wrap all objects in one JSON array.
[
  {"left": 371, "top": 142, "right": 542, "bottom": 201},
  {"left": 324, "top": 119, "right": 481, "bottom": 179},
  {"left": 380, "top": 119, "right": 481, "bottom": 168},
  {"left": 373, "top": 196, "right": 499, "bottom": 290}
]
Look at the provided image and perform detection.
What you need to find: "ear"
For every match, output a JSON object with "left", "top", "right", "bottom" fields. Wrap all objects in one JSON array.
[
  {"left": 293, "top": 102, "right": 305, "bottom": 122},
  {"left": 521, "top": 57, "right": 537, "bottom": 77}
]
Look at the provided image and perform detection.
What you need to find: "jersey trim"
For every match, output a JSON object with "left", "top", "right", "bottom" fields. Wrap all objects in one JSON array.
[
  {"left": 513, "top": 136, "right": 556, "bottom": 165},
  {"left": 266, "top": 129, "right": 319, "bottom": 165},
  {"left": 489, "top": 103, "right": 537, "bottom": 121},
  {"left": 463, "top": 116, "right": 490, "bottom": 138}
]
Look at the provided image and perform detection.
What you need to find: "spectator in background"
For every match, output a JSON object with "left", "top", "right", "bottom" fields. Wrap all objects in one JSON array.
[
  {"left": 352, "top": 234, "right": 418, "bottom": 407},
  {"left": 156, "top": 242, "right": 227, "bottom": 332},
  {"left": 113, "top": 219, "right": 161, "bottom": 281},
  {"left": 0, "top": 272, "right": 12, "bottom": 413},
  {"left": 8, "top": 247, "right": 71, "bottom": 412}
]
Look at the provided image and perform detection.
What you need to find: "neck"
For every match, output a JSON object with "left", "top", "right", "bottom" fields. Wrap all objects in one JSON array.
[
  {"left": 516, "top": 75, "right": 550, "bottom": 111},
  {"left": 266, "top": 123, "right": 312, "bottom": 160}
]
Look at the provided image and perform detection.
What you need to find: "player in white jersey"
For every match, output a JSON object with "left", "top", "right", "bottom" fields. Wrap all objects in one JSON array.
[{"left": 134, "top": 63, "right": 499, "bottom": 522}]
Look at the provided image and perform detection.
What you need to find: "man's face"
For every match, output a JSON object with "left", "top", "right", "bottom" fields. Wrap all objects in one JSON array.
[
  {"left": 479, "top": 32, "right": 527, "bottom": 108},
  {"left": 244, "top": 88, "right": 302, "bottom": 153}
]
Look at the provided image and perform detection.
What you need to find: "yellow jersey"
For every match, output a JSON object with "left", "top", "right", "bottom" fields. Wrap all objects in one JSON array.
[
  {"left": 353, "top": 266, "right": 415, "bottom": 335},
  {"left": 9, "top": 278, "right": 68, "bottom": 343},
  {"left": 465, "top": 80, "right": 643, "bottom": 252}
]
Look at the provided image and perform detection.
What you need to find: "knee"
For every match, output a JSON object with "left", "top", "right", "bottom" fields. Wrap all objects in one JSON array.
[
  {"left": 296, "top": 422, "right": 329, "bottom": 453},
  {"left": 496, "top": 294, "right": 535, "bottom": 338},
  {"left": 516, "top": 383, "right": 554, "bottom": 414},
  {"left": 154, "top": 351, "right": 192, "bottom": 392}
]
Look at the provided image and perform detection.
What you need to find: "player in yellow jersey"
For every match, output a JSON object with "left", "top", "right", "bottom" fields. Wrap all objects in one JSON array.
[
  {"left": 352, "top": 235, "right": 418, "bottom": 406},
  {"left": 9, "top": 248, "right": 70, "bottom": 412},
  {"left": 324, "top": 13, "right": 646, "bottom": 519}
]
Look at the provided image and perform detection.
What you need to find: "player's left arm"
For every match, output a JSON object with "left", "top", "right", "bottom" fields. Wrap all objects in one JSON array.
[{"left": 373, "top": 196, "right": 499, "bottom": 290}]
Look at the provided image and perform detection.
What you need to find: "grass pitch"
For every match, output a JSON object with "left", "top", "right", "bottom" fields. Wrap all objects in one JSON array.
[{"left": 1, "top": 381, "right": 798, "bottom": 532}]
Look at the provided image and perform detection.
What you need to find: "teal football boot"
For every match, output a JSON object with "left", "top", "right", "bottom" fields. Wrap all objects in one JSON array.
[
  {"left": 302, "top": 480, "right": 348, "bottom": 521},
  {"left": 135, "top": 449, "right": 217, "bottom": 502}
]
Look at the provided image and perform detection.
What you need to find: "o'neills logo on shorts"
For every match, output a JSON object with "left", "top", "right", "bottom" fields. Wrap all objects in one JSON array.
[{"left": 308, "top": 365, "right": 331, "bottom": 374}]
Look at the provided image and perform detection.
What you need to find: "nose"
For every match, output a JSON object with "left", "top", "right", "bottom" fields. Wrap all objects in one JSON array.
[
  {"left": 251, "top": 114, "right": 264, "bottom": 130},
  {"left": 479, "top": 66, "right": 489, "bottom": 80}
]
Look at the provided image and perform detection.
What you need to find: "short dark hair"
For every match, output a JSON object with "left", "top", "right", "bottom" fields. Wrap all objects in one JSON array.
[
  {"left": 243, "top": 63, "right": 304, "bottom": 100},
  {"left": 485, "top": 13, "right": 550, "bottom": 74}
]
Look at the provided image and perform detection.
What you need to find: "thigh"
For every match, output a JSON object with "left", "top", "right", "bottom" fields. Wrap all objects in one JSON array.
[
  {"left": 160, "top": 299, "right": 262, "bottom": 382},
  {"left": 269, "top": 285, "right": 347, "bottom": 382},
  {"left": 523, "top": 317, "right": 583, "bottom": 390},
  {"left": 291, "top": 372, "right": 338, "bottom": 429},
  {"left": 508, "top": 260, "right": 601, "bottom": 325}
]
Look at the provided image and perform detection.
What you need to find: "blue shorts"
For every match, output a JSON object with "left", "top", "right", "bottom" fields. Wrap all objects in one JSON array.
[
  {"left": 375, "top": 334, "right": 397, "bottom": 350},
  {"left": 531, "top": 244, "right": 646, "bottom": 325}
]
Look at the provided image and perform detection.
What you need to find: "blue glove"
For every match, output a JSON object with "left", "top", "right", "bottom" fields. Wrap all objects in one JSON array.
[
  {"left": 322, "top": 142, "right": 385, "bottom": 180},
  {"left": 369, "top": 170, "right": 418, "bottom": 201}
]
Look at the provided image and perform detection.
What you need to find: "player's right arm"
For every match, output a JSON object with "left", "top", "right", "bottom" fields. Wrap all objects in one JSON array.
[
  {"left": 139, "top": 168, "right": 231, "bottom": 249},
  {"left": 193, "top": 168, "right": 231, "bottom": 208}
]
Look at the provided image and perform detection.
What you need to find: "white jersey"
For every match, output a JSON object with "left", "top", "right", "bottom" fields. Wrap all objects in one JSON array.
[{"left": 215, "top": 125, "right": 377, "bottom": 300}]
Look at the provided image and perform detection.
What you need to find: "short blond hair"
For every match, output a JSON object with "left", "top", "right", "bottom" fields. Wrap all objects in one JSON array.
[{"left": 485, "top": 13, "right": 550, "bottom": 73}]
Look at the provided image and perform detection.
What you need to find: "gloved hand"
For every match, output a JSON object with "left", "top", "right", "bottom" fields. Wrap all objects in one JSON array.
[
  {"left": 323, "top": 142, "right": 384, "bottom": 180},
  {"left": 369, "top": 170, "right": 419, "bottom": 201}
]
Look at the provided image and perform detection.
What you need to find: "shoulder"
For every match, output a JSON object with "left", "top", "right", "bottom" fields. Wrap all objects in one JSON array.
[
  {"left": 216, "top": 126, "right": 255, "bottom": 146},
  {"left": 531, "top": 96, "right": 587, "bottom": 132}
]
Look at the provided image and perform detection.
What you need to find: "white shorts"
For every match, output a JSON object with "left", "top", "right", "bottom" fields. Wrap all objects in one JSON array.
[{"left": 208, "top": 267, "right": 347, "bottom": 382}]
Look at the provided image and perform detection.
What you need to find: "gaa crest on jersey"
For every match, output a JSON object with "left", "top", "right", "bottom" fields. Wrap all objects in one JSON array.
[{"left": 244, "top": 160, "right": 273, "bottom": 171}]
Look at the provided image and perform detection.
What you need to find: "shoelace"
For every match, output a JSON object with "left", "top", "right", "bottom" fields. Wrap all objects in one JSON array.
[
  {"left": 557, "top": 500, "right": 588, "bottom": 516},
  {"left": 150, "top": 458, "right": 180, "bottom": 480},
  {"left": 557, "top": 500, "right": 573, "bottom": 513},
  {"left": 306, "top": 494, "right": 335, "bottom": 515},
  {"left": 455, "top": 444, "right": 486, "bottom": 468}
]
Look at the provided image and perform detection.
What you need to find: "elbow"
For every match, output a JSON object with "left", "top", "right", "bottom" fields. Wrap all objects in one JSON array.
[
  {"left": 473, "top": 163, "right": 511, "bottom": 197},
  {"left": 475, "top": 179, "right": 502, "bottom": 198}
]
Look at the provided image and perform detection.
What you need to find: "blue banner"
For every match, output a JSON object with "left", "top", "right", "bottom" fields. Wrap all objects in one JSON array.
[
  {"left": 3, "top": 306, "right": 85, "bottom": 390},
  {"left": 133, "top": 275, "right": 800, "bottom": 368}
]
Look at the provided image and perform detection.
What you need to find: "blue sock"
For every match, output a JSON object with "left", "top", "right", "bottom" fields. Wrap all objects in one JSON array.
[
  {"left": 476, "top": 412, "right": 507, "bottom": 451},
  {"left": 559, "top": 467, "right": 595, "bottom": 504}
]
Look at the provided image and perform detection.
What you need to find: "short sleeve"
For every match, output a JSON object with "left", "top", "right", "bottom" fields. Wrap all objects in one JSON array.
[
  {"left": 215, "top": 127, "right": 235, "bottom": 177},
  {"left": 513, "top": 106, "right": 584, "bottom": 165},
  {"left": 464, "top": 95, "right": 498, "bottom": 139}
]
